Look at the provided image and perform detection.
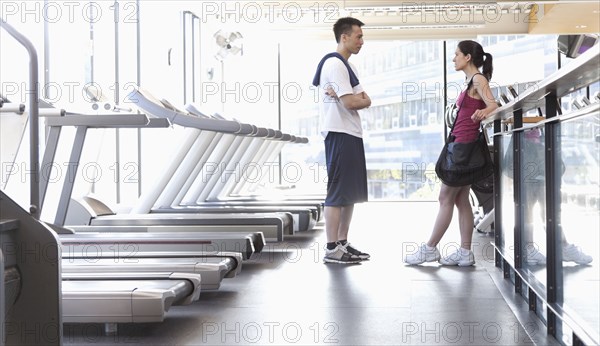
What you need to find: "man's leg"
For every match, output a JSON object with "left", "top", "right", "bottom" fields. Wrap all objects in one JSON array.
[
  {"left": 337, "top": 205, "right": 354, "bottom": 241},
  {"left": 325, "top": 205, "right": 342, "bottom": 243},
  {"left": 337, "top": 204, "right": 370, "bottom": 259},
  {"left": 324, "top": 204, "right": 355, "bottom": 242},
  {"left": 323, "top": 205, "right": 361, "bottom": 264}
]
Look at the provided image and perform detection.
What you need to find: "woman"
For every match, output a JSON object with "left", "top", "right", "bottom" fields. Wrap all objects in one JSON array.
[{"left": 405, "top": 40, "right": 498, "bottom": 266}]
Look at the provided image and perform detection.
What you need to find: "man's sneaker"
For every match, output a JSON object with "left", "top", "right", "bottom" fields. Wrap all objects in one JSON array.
[
  {"left": 323, "top": 244, "right": 362, "bottom": 264},
  {"left": 439, "top": 248, "right": 475, "bottom": 266},
  {"left": 526, "top": 247, "right": 547, "bottom": 265},
  {"left": 404, "top": 244, "right": 440, "bottom": 265},
  {"left": 563, "top": 244, "right": 593, "bottom": 265},
  {"left": 339, "top": 242, "right": 370, "bottom": 260}
]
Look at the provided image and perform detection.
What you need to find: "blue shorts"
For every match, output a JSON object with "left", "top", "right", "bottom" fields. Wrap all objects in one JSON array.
[{"left": 324, "top": 132, "right": 368, "bottom": 206}]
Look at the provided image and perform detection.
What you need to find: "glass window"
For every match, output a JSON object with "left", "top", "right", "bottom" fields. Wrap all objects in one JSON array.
[
  {"left": 278, "top": 35, "right": 561, "bottom": 201},
  {"left": 281, "top": 40, "right": 446, "bottom": 201},
  {"left": 500, "top": 133, "right": 515, "bottom": 261},
  {"left": 559, "top": 116, "right": 599, "bottom": 341},
  {"left": 521, "top": 125, "right": 547, "bottom": 286},
  {"left": 137, "top": 3, "right": 190, "bottom": 201}
]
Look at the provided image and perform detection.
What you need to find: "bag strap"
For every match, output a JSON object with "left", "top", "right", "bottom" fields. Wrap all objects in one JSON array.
[{"left": 449, "top": 72, "right": 485, "bottom": 134}]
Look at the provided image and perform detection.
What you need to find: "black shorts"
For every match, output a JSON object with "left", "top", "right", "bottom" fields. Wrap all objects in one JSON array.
[{"left": 324, "top": 132, "right": 368, "bottom": 206}]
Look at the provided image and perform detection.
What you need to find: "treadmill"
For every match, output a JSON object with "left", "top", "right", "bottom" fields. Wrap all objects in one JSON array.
[
  {"left": 38, "top": 111, "right": 277, "bottom": 253},
  {"left": 179, "top": 104, "right": 324, "bottom": 220},
  {"left": 35, "top": 111, "right": 246, "bottom": 290},
  {"left": 32, "top": 110, "right": 250, "bottom": 290},
  {"left": 66, "top": 194, "right": 287, "bottom": 243},
  {"left": 181, "top": 104, "right": 320, "bottom": 226},
  {"left": 58, "top": 229, "right": 258, "bottom": 260},
  {"left": 172, "top": 97, "right": 324, "bottom": 222},
  {"left": 62, "top": 250, "right": 243, "bottom": 279},
  {"left": 126, "top": 88, "right": 321, "bottom": 233},
  {"left": 0, "top": 109, "right": 203, "bottom": 334},
  {"left": 62, "top": 272, "right": 202, "bottom": 323},
  {"left": 62, "top": 256, "right": 237, "bottom": 290},
  {"left": 0, "top": 22, "right": 238, "bottom": 334},
  {"left": 150, "top": 123, "right": 318, "bottom": 231},
  {"left": 43, "top": 111, "right": 293, "bottom": 241}
]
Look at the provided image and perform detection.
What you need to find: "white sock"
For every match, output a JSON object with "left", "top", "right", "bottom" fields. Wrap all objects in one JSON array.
[{"left": 460, "top": 247, "right": 471, "bottom": 255}]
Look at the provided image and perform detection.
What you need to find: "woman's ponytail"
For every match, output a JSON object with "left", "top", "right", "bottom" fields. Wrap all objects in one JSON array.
[{"left": 482, "top": 52, "right": 493, "bottom": 80}]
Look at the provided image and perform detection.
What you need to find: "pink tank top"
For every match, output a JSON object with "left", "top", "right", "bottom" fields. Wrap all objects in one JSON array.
[{"left": 452, "top": 91, "right": 487, "bottom": 143}]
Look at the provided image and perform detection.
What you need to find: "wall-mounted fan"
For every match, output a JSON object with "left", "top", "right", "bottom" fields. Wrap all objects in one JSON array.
[{"left": 214, "top": 30, "right": 243, "bottom": 60}]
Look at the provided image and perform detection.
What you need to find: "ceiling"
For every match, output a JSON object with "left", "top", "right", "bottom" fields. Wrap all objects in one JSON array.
[{"left": 193, "top": 0, "right": 600, "bottom": 40}]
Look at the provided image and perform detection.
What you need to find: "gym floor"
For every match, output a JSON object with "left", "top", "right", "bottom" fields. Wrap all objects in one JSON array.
[{"left": 63, "top": 201, "right": 555, "bottom": 345}]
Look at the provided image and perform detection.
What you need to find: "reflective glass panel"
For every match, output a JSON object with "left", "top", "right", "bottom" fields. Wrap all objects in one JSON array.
[
  {"left": 521, "top": 126, "right": 547, "bottom": 287},
  {"left": 559, "top": 114, "right": 599, "bottom": 341},
  {"left": 500, "top": 133, "right": 515, "bottom": 261}
]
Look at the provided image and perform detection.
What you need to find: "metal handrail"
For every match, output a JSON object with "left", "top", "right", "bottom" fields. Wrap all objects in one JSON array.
[{"left": 0, "top": 19, "right": 40, "bottom": 219}]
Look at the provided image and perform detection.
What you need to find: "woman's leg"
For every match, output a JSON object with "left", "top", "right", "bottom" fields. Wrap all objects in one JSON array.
[
  {"left": 427, "top": 184, "right": 461, "bottom": 247},
  {"left": 455, "top": 185, "right": 474, "bottom": 250},
  {"left": 438, "top": 185, "right": 476, "bottom": 266}
]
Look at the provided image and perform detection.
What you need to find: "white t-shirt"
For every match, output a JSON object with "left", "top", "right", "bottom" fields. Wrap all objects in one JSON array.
[{"left": 317, "top": 58, "right": 364, "bottom": 138}]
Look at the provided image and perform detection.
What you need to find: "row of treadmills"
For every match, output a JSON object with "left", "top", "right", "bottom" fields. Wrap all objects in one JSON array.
[{"left": 0, "top": 87, "right": 324, "bottom": 340}]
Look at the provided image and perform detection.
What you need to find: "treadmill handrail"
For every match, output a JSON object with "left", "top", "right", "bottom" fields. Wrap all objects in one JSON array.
[
  {"left": 239, "top": 123, "right": 255, "bottom": 135},
  {"left": 255, "top": 127, "right": 269, "bottom": 137},
  {"left": 1, "top": 19, "right": 41, "bottom": 218},
  {"left": 0, "top": 103, "right": 25, "bottom": 114},
  {"left": 45, "top": 114, "right": 151, "bottom": 128},
  {"left": 134, "top": 118, "right": 172, "bottom": 128},
  {"left": 127, "top": 88, "right": 248, "bottom": 134}
]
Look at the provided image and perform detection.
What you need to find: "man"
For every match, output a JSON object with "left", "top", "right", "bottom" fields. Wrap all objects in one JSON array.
[{"left": 312, "top": 17, "right": 371, "bottom": 264}]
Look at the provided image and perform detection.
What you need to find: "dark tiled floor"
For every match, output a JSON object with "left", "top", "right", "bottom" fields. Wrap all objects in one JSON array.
[{"left": 64, "top": 202, "right": 548, "bottom": 345}]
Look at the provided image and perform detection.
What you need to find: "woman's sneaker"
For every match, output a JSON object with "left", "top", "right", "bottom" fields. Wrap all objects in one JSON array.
[
  {"left": 525, "top": 243, "right": 546, "bottom": 265},
  {"left": 439, "top": 248, "right": 475, "bottom": 266},
  {"left": 404, "top": 244, "right": 440, "bottom": 265},
  {"left": 323, "top": 244, "right": 362, "bottom": 264},
  {"left": 339, "top": 242, "right": 370, "bottom": 260},
  {"left": 563, "top": 244, "right": 593, "bottom": 264},
  {"left": 526, "top": 249, "right": 547, "bottom": 265}
]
